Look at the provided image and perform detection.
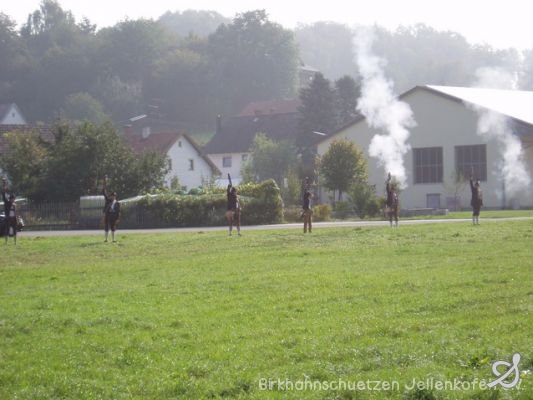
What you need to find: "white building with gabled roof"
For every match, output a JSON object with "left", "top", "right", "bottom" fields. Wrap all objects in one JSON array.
[
  {"left": 0, "top": 103, "right": 27, "bottom": 125},
  {"left": 317, "top": 85, "right": 533, "bottom": 210}
]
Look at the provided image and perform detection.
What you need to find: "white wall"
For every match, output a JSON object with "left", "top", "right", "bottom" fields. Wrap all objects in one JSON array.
[
  {"left": 166, "top": 138, "right": 216, "bottom": 190},
  {"left": 0, "top": 105, "right": 26, "bottom": 125},
  {"left": 318, "top": 88, "right": 533, "bottom": 209},
  {"left": 207, "top": 152, "right": 251, "bottom": 181}
]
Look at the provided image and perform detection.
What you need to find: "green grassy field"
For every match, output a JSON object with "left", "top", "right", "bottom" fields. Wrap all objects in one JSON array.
[{"left": 0, "top": 221, "right": 532, "bottom": 399}]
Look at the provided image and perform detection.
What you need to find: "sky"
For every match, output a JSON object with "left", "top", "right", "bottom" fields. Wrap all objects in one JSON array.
[{"left": 3, "top": 0, "right": 533, "bottom": 51}]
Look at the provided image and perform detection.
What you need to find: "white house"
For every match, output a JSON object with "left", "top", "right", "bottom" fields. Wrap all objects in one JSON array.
[
  {"left": 0, "top": 103, "right": 27, "bottom": 125},
  {"left": 317, "top": 85, "right": 533, "bottom": 209},
  {"left": 204, "top": 99, "right": 300, "bottom": 184},
  {"left": 126, "top": 131, "right": 220, "bottom": 191}
]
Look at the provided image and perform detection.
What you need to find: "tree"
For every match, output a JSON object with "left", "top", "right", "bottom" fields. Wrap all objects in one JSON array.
[
  {"left": 62, "top": 92, "right": 110, "bottom": 124},
  {"left": 207, "top": 10, "right": 298, "bottom": 116},
  {"left": 0, "top": 13, "right": 30, "bottom": 98},
  {"left": 297, "top": 73, "right": 337, "bottom": 178},
  {"left": 0, "top": 130, "right": 49, "bottom": 200},
  {"left": 241, "top": 133, "right": 296, "bottom": 189},
  {"left": 335, "top": 75, "right": 360, "bottom": 127},
  {"left": 96, "top": 19, "right": 175, "bottom": 83},
  {"left": 158, "top": 10, "right": 229, "bottom": 38},
  {"left": 1, "top": 121, "right": 168, "bottom": 201},
  {"left": 319, "top": 139, "right": 368, "bottom": 200},
  {"left": 298, "top": 73, "right": 337, "bottom": 143},
  {"left": 17, "top": 0, "right": 99, "bottom": 121},
  {"left": 89, "top": 75, "right": 143, "bottom": 122},
  {"left": 143, "top": 47, "right": 210, "bottom": 125},
  {"left": 348, "top": 182, "right": 380, "bottom": 219},
  {"left": 295, "top": 22, "right": 359, "bottom": 80}
]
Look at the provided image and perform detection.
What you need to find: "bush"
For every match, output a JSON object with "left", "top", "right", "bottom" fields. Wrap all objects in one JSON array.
[
  {"left": 312, "top": 204, "right": 331, "bottom": 222},
  {"left": 334, "top": 201, "right": 352, "bottom": 219},
  {"left": 124, "top": 179, "right": 283, "bottom": 227},
  {"left": 284, "top": 206, "right": 303, "bottom": 223}
]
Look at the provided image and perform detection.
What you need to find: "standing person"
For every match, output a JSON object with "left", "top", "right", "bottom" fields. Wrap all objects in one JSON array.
[
  {"left": 302, "top": 189, "right": 312, "bottom": 233},
  {"left": 470, "top": 175, "right": 483, "bottom": 225},
  {"left": 385, "top": 173, "right": 399, "bottom": 227},
  {"left": 226, "top": 176, "right": 241, "bottom": 236},
  {"left": 102, "top": 176, "right": 121, "bottom": 242},
  {"left": 2, "top": 178, "right": 18, "bottom": 244}
]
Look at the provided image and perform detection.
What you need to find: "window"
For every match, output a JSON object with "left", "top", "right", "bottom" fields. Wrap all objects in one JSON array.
[
  {"left": 426, "top": 193, "right": 441, "bottom": 209},
  {"left": 188, "top": 159, "right": 194, "bottom": 171},
  {"left": 222, "top": 156, "right": 232, "bottom": 168},
  {"left": 413, "top": 147, "right": 443, "bottom": 184},
  {"left": 455, "top": 145, "right": 487, "bottom": 181},
  {"left": 178, "top": 141, "right": 182, "bottom": 148},
  {"left": 242, "top": 154, "right": 248, "bottom": 162}
]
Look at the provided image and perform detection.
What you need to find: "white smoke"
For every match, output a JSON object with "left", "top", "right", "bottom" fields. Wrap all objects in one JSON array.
[
  {"left": 353, "top": 27, "right": 415, "bottom": 188},
  {"left": 473, "top": 67, "right": 530, "bottom": 197}
]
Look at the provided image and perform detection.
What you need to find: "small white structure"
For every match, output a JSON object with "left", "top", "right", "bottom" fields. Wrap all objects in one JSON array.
[
  {"left": 126, "top": 131, "right": 220, "bottom": 191},
  {"left": 0, "top": 103, "right": 27, "bottom": 125},
  {"left": 317, "top": 85, "right": 533, "bottom": 209}
]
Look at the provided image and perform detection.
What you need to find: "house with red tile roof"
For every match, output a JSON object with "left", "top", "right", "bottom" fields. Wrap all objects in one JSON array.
[{"left": 125, "top": 130, "right": 220, "bottom": 191}]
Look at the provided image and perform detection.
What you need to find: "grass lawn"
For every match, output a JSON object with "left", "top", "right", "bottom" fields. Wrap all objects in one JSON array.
[
  {"left": 412, "top": 210, "right": 533, "bottom": 220},
  {"left": 0, "top": 221, "right": 532, "bottom": 399}
]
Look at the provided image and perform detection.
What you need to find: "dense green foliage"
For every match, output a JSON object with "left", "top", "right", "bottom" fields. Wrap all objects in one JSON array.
[
  {"left": 1, "top": 2, "right": 526, "bottom": 132},
  {"left": 319, "top": 139, "right": 368, "bottom": 200},
  {"left": 133, "top": 179, "right": 283, "bottom": 227},
  {"left": 0, "top": 121, "right": 168, "bottom": 201},
  {"left": 0, "top": 221, "right": 532, "bottom": 399}
]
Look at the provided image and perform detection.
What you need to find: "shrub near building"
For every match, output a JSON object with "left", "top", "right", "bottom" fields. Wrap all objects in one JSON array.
[{"left": 126, "top": 179, "right": 283, "bottom": 227}]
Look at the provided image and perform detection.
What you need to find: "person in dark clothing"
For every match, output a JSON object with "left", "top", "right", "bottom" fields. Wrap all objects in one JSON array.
[
  {"left": 385, "top": 173, "right": 399, "bottom": 227},
  {"left": 226, "top": 183, "right": 241, "bottom": 236},
  {"left": 302, "top": 189, "right": 312, "bottom": 233},
  {"left": 102, "top": 176, "right": 121, "bottom": 242},
  {"left": 470, "top": 175, "right": 483, "bottom": 225},
  {"left": 2, "top": 178, "right": 17, "bottom": 244}
]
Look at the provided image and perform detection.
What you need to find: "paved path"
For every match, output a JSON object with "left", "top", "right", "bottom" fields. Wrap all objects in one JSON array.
[{"left": 18, "top": 217, "right": 533, "bottom": 237}]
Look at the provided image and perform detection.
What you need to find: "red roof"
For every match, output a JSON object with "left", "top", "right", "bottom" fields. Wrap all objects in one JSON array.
[
  {"left": 125, "top": 131, "right": 182, "bottom": 154},
  {"left": 237, "top": 98, "right": 301, "bottom": 117},
  {"left": 124, "top": 132, "right": 221, "bottom": 175}
]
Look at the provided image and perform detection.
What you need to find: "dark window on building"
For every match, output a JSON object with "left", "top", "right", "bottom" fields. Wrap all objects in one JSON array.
[
  {"left": 222, "top": 156, "right": 232, "bottom": 168},
  {"left": 413, "top": 147, "right": 443, "bottom": 184},
  {"left": 189, "top": 159, "right": 194, "bottom": 171},
  {"left": 455, "top": 144, "right": 487, "bottom": 181}
]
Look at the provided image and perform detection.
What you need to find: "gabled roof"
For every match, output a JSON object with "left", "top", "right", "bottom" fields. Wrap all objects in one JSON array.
[
  {"left": 0, "top": 125, "right": 54, "bottom": 154},
  {"left": 423, "top": 85, "right": 533, "bottom": 126},
  {"left": 125, "top": 132, "right": 221, "bottom": 175},
  {"left": 126, "top": 131, "right": 182, "bottom": 154},
  {"left": 319, "top": 84, "right": 533, "bottom": 145},
  {"left": 203, "top": 112, "right": 299, "bottom": 154},
  {"left": 0, "top": 103, "right": 27, "bottom": 124},
  {"left": 237, "top": 98, "right": 301, "bottom": 117}
]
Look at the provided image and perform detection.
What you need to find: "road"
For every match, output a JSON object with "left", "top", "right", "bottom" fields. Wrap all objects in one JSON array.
[{"left": 18, "top": 217, "right": 533, "bottom": 237}]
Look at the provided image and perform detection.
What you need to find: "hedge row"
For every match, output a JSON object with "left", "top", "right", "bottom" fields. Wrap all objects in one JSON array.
[{"left": 121, "top": 179, "right": 283, "bottom": 228}]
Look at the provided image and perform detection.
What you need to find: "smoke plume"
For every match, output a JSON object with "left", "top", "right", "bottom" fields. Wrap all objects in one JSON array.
[
  {"left": 473, "top": 67, "right": 530, "bottom": 198},
  {"left": 353, "top": 27, "right": 415, "bottom": 188}
]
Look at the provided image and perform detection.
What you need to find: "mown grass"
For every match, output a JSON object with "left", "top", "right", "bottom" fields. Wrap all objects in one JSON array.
[{"left": 0, "top": 221, "right": 532, "bottom": 399}]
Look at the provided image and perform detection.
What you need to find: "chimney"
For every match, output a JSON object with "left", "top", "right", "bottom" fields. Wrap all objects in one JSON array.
[
  {"left": 123, "top": 124, "right": 132, "bottom": 136},
  {"left": 216, "top": 114, "right": 222, "bottom": 134}
]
